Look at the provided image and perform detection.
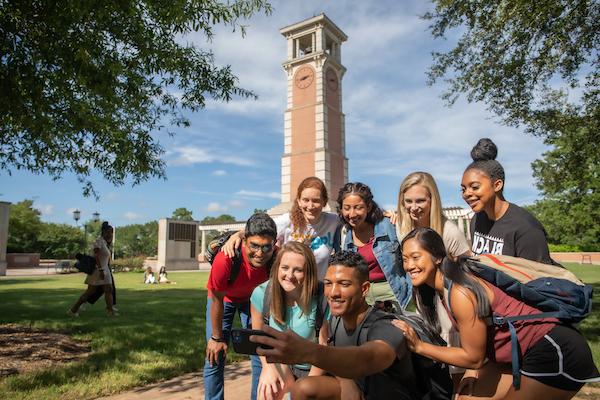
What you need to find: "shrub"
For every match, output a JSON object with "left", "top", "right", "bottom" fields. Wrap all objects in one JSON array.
[
  {"left": 548, "top": 244, "right": 583, "bottom": 252},
  {"left": 111, "top": 257, "right": 145, "bottom": 272}
]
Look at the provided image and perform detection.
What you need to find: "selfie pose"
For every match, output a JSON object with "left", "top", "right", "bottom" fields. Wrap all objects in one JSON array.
[
  {"left": 250, "top": 242, "right": 329, "bottom": 400},
  {"left": 394, "top": 227, "right": 599, "bottom": 400}
]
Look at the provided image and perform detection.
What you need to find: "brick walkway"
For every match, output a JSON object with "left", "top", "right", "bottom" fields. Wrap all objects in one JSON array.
[{"left": 98, "top": 361, "right": 252, "bottom": 400}]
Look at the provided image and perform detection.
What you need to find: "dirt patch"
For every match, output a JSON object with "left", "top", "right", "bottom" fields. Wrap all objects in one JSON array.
[{"left": 0, "top": 324, "right": 91, "bottom": 377}]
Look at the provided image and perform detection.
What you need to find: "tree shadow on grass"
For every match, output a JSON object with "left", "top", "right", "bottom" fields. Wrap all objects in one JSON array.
[{"left": 0, "top": 284, "right": 243, "bottom": 396}]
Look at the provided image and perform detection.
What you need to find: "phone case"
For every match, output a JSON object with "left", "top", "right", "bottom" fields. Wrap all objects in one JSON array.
[{"left": 231, "top": 329, "right": 274, "bottom": 355}]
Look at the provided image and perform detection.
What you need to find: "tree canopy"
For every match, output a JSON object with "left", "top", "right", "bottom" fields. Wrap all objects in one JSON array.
[
  {"left": 200, "top": 214, "right": 236, "bottom": 224},
  {"left": 426, "top": 0, "right": 599, "bottom": 248},
  {"left": 7, "top": 200, "right": 44, "bottom": 253},
  {"left": 0, "top": 0, "right": 272, "bottom": 197},
  {"left": 172, "top": 207, "right": 194, "bottom": 221}
]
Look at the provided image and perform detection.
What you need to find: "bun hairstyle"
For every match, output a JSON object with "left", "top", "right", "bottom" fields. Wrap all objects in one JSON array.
[
  {"left": 101, "top": 221, "right": 113, "bottom": 233},
  {"left": 465, "top": 138, "right": 505, "bottom": 185}
]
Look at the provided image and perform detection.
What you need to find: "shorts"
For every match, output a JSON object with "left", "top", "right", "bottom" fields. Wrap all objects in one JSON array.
[{"left": 521, "top": 324, "right": 600, "bottom": 391}]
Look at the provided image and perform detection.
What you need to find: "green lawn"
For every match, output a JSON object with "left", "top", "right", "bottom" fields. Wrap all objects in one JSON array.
[
  {"left": 0, "top": 271, "right": 249, "bottom": 400},
  {"left": 0, "top": 264, "right": 599, "bottom": 399}
]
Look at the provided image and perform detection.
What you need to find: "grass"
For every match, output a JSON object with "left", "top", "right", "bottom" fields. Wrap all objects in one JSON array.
[
  {"left": 0, "top": 264, "right": 599, "bottom": 399},
  {"left": 0, "top": 271, "right": 247, "bottom": 400}
]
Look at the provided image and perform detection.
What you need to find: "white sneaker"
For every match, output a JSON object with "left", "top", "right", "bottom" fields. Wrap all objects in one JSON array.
[
  {"left": 79, "top": 303, "right": 88, "bottom": 312},
  {"left": 107, "top": 309, "right": 119, "bottom": 317},
  {"left": 66, "top": 309, "right": 79, "bottom": 318}
]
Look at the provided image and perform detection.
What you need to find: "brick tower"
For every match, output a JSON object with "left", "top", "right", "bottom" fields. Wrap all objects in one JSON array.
[{"left": 269, "top": 14, "right": 348, "bottom": 214}]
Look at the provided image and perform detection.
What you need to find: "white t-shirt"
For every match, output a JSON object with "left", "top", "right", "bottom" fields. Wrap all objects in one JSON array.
[
  {"left": 274, "top": 212, "right": 340, "bottom": 280},
  {"left": 441, "top": 219, "right": 470, "bottom": 259}
]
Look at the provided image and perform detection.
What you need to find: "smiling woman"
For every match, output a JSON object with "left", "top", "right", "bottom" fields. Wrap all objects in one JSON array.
[{"left": 462, "top": 138, "right": 555, "bottom": 265}]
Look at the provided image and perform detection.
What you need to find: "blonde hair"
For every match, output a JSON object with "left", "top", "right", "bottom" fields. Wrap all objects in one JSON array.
[
  {"left": 397, "top": 172, "right": 445, "bottom": 240},
  {"left": 269, "top": 242, "right": 318, "bottom": 325}
]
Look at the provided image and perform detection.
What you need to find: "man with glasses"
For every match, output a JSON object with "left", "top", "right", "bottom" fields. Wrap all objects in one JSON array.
[{"left": 204, "top": 212, "right": 277, "bottom": 400}]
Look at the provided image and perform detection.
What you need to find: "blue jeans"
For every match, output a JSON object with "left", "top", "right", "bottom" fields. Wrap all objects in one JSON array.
[{"left": 203, "top": 296, "right": 261, "bottom": 400}]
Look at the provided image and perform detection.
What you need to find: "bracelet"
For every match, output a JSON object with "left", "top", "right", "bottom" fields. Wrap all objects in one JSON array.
[{"left": 211, "top": 336, "right": 225, "bottom": 343}]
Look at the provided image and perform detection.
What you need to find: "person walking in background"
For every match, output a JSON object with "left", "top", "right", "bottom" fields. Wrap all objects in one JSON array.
[
  {"left": 337, "top": 182, "right": 411, "bottom": 310},
  {"left": 204, "top": 213, "right": 278, "bottom": 400},
  {"left": 68, "top": 221, "right": 118, "bottom": 317},
  {"left": 462, "top": 138, "right": 555, "bottom": 264},
  {"left": 250, "top": 242, "right": 329, "bottom": 400}
]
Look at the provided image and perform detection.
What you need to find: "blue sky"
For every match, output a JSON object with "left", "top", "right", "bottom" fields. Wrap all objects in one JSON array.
[{"left": 0, "top": 1, "right": 549, "bottom": 227}]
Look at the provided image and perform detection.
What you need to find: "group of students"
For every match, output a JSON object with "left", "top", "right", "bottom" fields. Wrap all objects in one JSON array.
[
  {"left": 144, "top": 266, "right": 176, "bottom": 284},
  {"left": 203, "top": 138, "right": 599, "bottom": 400}
]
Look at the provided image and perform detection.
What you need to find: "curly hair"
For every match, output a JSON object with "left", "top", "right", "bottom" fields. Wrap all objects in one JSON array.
[
  {"left": 289, "top": 177, "right": 328, "bottom": 233},
  {"left": 336, "top": 182, "right": 384, "bottom": 227},
  {"left": 328, "top": 251, "right": 369, "bottom": 283}
]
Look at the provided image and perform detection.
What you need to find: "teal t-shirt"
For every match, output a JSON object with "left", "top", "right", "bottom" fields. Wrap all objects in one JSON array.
[{"left": 250, "top": 281, "right": 330, "bottom": 371}]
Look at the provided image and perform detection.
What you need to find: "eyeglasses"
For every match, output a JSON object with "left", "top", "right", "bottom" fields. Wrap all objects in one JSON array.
[{"left": 247, "top": 242, "right": 274, "bottom": 254}]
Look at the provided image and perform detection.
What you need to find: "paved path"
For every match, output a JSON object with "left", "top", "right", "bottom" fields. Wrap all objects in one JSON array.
[{"left": 98, "top": 361, "right": 252, "bottom": 400}]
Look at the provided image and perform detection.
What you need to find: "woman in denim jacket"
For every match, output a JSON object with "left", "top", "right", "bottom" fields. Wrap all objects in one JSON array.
[{"left": 337, "top": 182, "right": 411, "bottom": 310}]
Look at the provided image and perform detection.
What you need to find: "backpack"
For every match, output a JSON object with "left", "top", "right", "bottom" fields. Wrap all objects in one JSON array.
[
  {"left": 330, "top": 307, "right": 453, "bottom": 400},
  {"left": 205, "top": 231, "right": 243, "bottom": 284},
  {"left": 261, "top": 281, "right": 327, "bottom": 339},
  {"left": 445, "top": 253, "right": 593, "bottom": 389},
  {"left": 74, "top": 253, "right": 96, "bottom": 275}
]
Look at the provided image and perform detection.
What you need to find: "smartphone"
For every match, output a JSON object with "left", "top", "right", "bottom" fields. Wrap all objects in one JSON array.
[{"left": 231, "top": 329, "right": 274, "bottom": 355}]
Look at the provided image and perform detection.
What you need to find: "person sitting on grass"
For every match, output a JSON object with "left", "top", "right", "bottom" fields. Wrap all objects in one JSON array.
[
  {"left": 251, "top": 251, "right": 451, "bottom": 400},
  {"left": 144, "top": 267, "right": 156, "bottom": 284},
  {"left": 204, "top": 212, "right": 278, "bottom": 400},
  {"left": 158, "top": 266, "right": 176, "bottom": 284}
]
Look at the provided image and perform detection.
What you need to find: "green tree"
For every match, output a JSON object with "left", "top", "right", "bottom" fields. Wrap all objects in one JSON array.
[
  {"left": 7, "top": 200, "right": 43, "bottom": 253},
  {"left": 0, "top": 0, "right": 272, "bottom": 197},
  {"left": 172, "top": 207, "right": 194, "bottom": 221},
  {"left": 200, "top": 214, "right": 237, "bottom": 224},
  {"left": 38, "top": 223, "right": 86, "bottom": 258},
  {"left": 426, "top": 0, "right": 599, "bottom": 246},
  {"left": 253, "top": 208, "right": 267, "bottom": 214},
  {"left": 113, "top": 221, "right": 158, "bottom": 258}
]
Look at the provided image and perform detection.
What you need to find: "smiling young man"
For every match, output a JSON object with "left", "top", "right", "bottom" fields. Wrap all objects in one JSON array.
[
  {"left": 252, "top": 251, "right": 442, "bottom": 400},
  {"left": 203, "top": 213, "right": 277, "bottom": 400}
]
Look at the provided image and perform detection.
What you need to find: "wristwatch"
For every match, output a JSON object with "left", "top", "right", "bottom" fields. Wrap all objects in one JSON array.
[{"left": 211, "top": 336, "right": 225, "bottom": 343}]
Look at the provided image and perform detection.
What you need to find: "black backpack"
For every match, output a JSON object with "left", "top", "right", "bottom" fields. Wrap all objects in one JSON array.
[
  {"left": 74, "top": 253, "right": 96, "bottom": 275},
  {"left": 330, "top": 307, "right": 453, "bottom": 400},
  {"left": 205, "top": 231, "right": 244, "bottom": 284},
  {"left": 260, "top": 281, "right": 327, "bottom": 338}
]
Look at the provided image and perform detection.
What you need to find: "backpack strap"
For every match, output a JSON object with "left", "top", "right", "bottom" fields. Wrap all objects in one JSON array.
[
  {"left": 262, "top": 281, "right": 273, "bottom": 326},
  {"left": 226, "top": 248, "right": 243, "bottom": 285}
]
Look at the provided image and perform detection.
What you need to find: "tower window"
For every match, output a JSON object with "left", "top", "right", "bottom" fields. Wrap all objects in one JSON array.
[{"left": 294, "top": 33, "right": 314, "bottom": 58}]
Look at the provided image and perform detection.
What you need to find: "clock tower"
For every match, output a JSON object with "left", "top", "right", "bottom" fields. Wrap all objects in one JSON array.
[{"left": 270, "top": 14, "right": 348, "bottom": 214}]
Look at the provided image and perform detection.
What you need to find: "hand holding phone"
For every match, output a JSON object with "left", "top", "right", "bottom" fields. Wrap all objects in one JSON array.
[{"left": 231, "top": 329, "right": 274, "bottom": 355}]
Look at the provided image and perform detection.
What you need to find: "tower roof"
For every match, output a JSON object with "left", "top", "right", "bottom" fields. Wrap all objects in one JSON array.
[{"left": 280, "top": 13, "right": 348, "bottom": 42}]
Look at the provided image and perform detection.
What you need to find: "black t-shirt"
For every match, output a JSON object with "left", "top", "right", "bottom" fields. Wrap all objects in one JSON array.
[
  {"left": 331, "top": 309, "right": 421, "bottom": 400},
  {"left": 470, "top": 203, "right": 555, "bottom": 264}
]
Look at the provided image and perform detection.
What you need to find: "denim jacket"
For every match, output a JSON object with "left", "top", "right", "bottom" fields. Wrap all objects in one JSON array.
[{"left": 341, "top": 218, "right": 412, "bottom": 309}]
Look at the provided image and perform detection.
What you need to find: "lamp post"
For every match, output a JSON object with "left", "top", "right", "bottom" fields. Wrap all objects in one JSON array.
[
  {"left": 92, "top": 212, "right": 100, "bottom": 222},
  {"left": 72, "top": 209, "right": 81, "bottom": 227}
]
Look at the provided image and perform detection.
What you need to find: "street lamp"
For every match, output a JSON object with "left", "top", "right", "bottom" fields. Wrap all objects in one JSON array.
[
  {"left": 92, "top": 212, "right": 100, "bottom": 222},
  {"left": 72, "top": 209, "right": 81, "bottom": 227}
]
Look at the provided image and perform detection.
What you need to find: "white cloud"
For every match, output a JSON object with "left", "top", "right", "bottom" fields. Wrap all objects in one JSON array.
[
  {"left": 213, "top": 170, "right": 228, "bottom": 176},
  {"left": 205, "top": 202, "right": 228, "bottom": 212},
  {"left": 124, "top": 212, "right": 143, "bottom": 221},
  {"left": 169, "top": 146, "right": 256, "bottom": 167},
  {"left": 235, "top": 190, "right": 281, "bottom": 199},
  {"left": 35, "top": 203, "right": 54, "bottom": 215},
  {"left": 228, "top": 199, "right": 245, "bottom": 208}
]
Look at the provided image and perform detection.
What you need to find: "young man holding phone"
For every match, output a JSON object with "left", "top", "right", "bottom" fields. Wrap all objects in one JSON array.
[
  {"left": 204, "top": 213, "right": 277, "bottom": 400},
  {"left": 251, "top": 251, "right": 452, "bottom": 400}
]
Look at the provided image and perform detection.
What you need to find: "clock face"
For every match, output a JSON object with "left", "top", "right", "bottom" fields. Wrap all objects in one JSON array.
[
  {"left": 326, "top": 68, "right": 338, "bottom": 91},
  {"left": 295, "top": 66, "right": 314, "bottom": 89}
]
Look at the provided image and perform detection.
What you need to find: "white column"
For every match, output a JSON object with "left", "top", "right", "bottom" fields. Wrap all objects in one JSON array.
[
  {"left": 0, "top": 202, "right": 10, "bottom": 276},
  {"left": 201, "top": 229, "right": 206, "bottom": 257}
]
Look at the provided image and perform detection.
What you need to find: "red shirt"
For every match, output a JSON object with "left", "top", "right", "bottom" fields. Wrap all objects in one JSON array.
[
  {"left": 206, "top": 245, "right": 270, "bottom": 303},
  {"left": 357, "top": 238, "right": 386, "bottom": 282},
  {"left": 486, "top": 282, "right": 557, "bottom": 363}
]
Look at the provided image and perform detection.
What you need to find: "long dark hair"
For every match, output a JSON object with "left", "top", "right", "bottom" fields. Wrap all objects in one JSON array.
[
  {"left": 401, "top": 227, "right": 490, "bottom": 333},
  {"left": 336, "top": 182, "right": 384, "bottom": 227}
]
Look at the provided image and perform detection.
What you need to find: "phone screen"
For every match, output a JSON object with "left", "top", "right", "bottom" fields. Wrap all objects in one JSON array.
[{"left": 231, "top": 329, "right": 274, "bottom": 355}]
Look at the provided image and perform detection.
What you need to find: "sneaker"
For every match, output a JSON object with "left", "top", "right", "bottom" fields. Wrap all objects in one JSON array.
[
  {"left": 66, "top": 309, "right": 79, "bottom": 318},
  {"left": 106, "top": 309, "right": 119, "bottom": 317},
  {"left": 112, "top": 306, "right": 119, "bottom": 312},
  {"left": 79, "top": 303, "right": 88, "bottom": 312}
]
